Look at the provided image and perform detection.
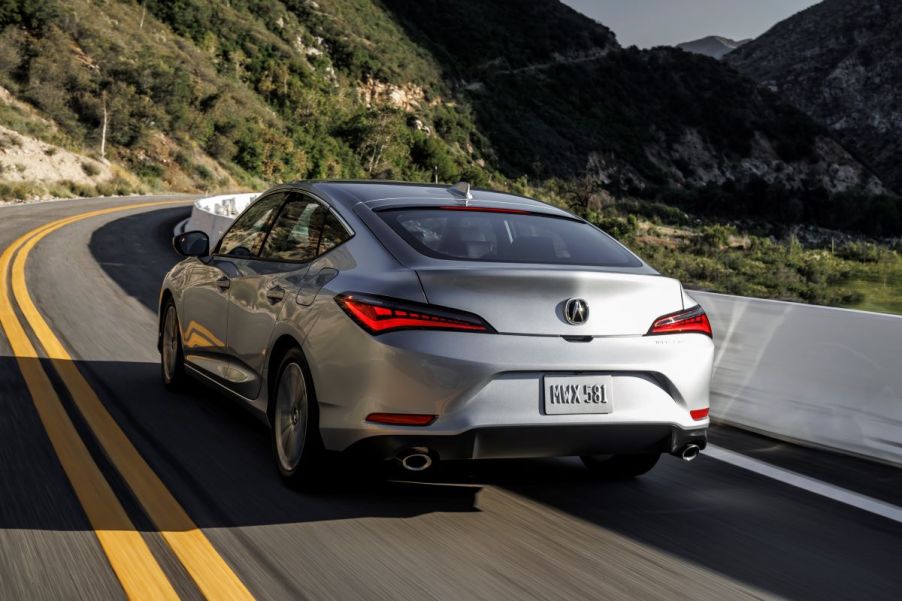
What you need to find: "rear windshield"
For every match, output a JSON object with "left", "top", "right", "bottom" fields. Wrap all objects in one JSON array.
[{"left": 378, "top": 209, "right": 642, "bottom": 267}]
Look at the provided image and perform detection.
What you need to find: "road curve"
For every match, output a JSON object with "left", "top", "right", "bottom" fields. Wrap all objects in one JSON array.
[{"left": 1, "top": 196, "right": 900, "bottom": 601}]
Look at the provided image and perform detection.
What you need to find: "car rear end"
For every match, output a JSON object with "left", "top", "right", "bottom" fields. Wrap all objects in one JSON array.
[{"left": 306, "top": 189, "right": 713, "bottom": 464}]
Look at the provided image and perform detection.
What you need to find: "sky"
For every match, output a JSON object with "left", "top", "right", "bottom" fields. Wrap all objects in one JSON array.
[{"left": 560, "top": 0, "right": 820, "bottom": 48}]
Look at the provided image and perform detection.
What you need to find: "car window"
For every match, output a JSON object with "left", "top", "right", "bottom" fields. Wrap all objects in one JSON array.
[
  {"left": 317, "top": 212, "right": 352, "bottom": 255},
  {"left": 378, "top": 209, "right": 642, "bottom": 267},
  {"left": 217, "top": 193, "right": 285, "bottom": 257},
  {"left": 261, "top": 196, "right": 334, "bottom": 262}
]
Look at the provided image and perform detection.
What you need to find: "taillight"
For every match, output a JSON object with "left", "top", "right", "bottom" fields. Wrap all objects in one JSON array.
[
  {"left": 336, "top": 293, "right": 494, "bottom": 335},
  {"left": 647, "top": 305, "right": 712, "bottom": 337}
]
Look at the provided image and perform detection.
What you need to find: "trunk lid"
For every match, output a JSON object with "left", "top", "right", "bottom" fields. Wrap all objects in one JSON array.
[{"left": 416, "top": 267, "right": 684, "bottom": 337}]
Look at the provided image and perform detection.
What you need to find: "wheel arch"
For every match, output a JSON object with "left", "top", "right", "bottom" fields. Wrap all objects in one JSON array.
[{"left": 266, "top": 334, "right": 309, "bottom": 421}]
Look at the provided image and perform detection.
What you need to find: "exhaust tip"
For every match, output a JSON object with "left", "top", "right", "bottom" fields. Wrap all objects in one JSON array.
[
  {"left": 680, "top": 444, "right": 701, "bottom": 462},
  {"left": 397, "top": 447, "right": 434, "bottom": 472}
]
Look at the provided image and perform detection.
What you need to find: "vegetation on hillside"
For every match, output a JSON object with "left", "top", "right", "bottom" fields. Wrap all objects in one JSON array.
[
  {"left": 381, "top": 0, "right": 900, "bottom": 238},
  {"left": 0, "top": 0, "right": 496, "bottom": 192},
  {"left": 577, "top": 199, "right": 902, "bottom": 313}
]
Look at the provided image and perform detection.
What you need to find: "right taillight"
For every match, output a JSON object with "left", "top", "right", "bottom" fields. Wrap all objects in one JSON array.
[
  {"left": 647, "top": 305, "right": 712, "bottom": 337},
  {"left": 336, "top": 293, "right": 494, "bottom": 335}
]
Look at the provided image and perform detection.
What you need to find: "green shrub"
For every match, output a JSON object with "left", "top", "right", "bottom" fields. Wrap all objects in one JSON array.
[
  {"left": 836, "top": 241, "right": 895, "bottom": 263},
  {"left": 135, "top": 161, "right": 164, "bottom": 181},
  {"left": 81, "top": 161, "right": 100, "bottom": 177}
]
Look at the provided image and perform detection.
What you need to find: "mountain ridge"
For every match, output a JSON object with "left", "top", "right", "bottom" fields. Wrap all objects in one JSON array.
[
  {"left": 677, "top": 36, "right": 750, "bottom": 59},
  {"left": 726, "top": 0, "right": 902, "bottom": 193}
]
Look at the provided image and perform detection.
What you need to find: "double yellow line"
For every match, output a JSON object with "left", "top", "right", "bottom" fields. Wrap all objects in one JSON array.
[{"left": 0, "top": 201, "right": 254, "bottom": 600}]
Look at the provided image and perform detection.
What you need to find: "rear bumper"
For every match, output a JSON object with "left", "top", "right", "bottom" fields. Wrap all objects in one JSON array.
[
  {"left": 345, "top": 424, "right": 707, "bottom": 461},
  {"left": 301, "top": 300, "right": 715, "bottom": 454}
]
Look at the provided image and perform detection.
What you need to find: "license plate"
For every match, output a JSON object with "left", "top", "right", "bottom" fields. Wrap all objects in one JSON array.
[{"left": 544, "top": 375, "right": 613, "bottom": 415}]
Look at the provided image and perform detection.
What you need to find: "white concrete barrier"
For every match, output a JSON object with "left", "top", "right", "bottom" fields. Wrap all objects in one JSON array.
[
  {"left": 696, "top": 291, "right": 902, "bottom": 466},
  {"left": 182, "top": 193, "right": 258, "bottom": 246},
  {"left": 183, "top": 193, "right": 902, "bottom": 466}
]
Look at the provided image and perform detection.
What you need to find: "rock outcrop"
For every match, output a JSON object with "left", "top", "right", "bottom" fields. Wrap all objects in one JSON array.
[{"left": 727, "top": 0, "right": 902, "bottom": 192}]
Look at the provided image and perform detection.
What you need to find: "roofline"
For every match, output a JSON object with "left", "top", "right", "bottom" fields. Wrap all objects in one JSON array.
[
  {"left": 295, "top": 179, "right": 554, "bottom": 206},
  {"left": 294, "top": 179, "right": 580, "bottom": 222}
]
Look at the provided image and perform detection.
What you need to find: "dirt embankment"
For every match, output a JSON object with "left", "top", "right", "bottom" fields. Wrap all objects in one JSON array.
[{"left": 0, "top": 124, "right": 113, "bottom": 185}]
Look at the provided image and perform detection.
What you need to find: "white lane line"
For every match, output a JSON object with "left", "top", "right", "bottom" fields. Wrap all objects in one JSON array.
[{"left": 704, "top": 444, "right": 902, "bottom": 525}]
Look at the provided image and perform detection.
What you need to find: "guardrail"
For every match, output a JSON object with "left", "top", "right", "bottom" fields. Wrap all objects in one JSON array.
[
  {"left": 179, "top": 193, "right": 258, "bottom": 245},
  {"left": 182, "top": 194, "right": 902, "bottom": 466},
  {"left": 696, "top": 292, "right": 902, "bottom": 466}
]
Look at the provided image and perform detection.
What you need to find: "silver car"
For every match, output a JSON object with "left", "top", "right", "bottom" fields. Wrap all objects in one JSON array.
[{"left": 160, "top": 181, "right": 713, "bottom": 486}]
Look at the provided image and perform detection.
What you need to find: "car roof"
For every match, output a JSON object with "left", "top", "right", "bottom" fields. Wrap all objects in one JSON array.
[{"left": 297, "top": 180, "right": 575, "bottom": 218}]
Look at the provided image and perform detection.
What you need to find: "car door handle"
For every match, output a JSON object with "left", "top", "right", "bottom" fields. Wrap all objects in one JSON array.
[
  {"left": 266, "top": 285, "right": 285, "bottom": 303},
  {"left": 215, "top": 276, "right": 231, "bottom": 291}
]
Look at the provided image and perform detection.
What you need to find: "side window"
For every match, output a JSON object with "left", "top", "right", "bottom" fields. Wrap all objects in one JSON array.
[
  {"left": 260, "top": 196, "right": 326, "bottom": 262},
  {"left": 217, "top": 193, "right": 285, "bottom": 257},
  {"left": 260, "top": 195, "right": 353, "bottom": 262},
  {"left": 317, "top": 212, "right": 352, "bottom": 255}
]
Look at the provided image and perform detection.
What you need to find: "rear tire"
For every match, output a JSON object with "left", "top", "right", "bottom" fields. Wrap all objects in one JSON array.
[
  {"left": 271, "top": 348, "right": 324, "bottom": 489},
  {"left": 160, "top": 300, "right": 187, "bottom": 390},
  {"left": 581, "top": 452, "right": 660, "bottom": 479}
]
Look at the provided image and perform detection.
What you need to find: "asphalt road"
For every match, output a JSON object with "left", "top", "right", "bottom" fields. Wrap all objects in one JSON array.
[{"left": 1, "top": 196, "right": 900, "bottom": 600}]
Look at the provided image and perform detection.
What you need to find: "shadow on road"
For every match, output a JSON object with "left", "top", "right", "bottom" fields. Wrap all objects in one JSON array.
[
  {"left": 0, "top": 355, "right": 481, "bottom": 535},
  {"left": 88, "top": 206, "right": 191, "bottom": 313}
]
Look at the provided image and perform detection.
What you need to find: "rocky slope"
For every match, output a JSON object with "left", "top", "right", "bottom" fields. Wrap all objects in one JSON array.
[
  {"left": 726, "top": 0, "right": 902, "bottom": 193},
  {"left": 677, "top": 36, "right": 750, "bottom": 60},
  {"left": 0, "top": 84, "right": 137, "bottom": 200}
]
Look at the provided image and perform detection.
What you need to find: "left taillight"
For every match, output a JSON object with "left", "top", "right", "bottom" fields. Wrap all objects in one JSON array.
[
  {"left": 336, "top": 293, "right": 494, "bottom": 335},
  {"left": 647, "top": 305, "right": 712, "bottom": 337}
]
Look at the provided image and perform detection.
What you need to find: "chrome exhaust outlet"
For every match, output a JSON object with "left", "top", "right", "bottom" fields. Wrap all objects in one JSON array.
[
  {"left": 680, "top": 444, "right": 701, "bottom": 462},
  {"left": 397, "top": 447, "right": 434, "bottom": 472}
]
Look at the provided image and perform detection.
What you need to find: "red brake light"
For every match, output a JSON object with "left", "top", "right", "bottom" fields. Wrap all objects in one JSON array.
[
  {"left": 438, "top": 206, "right": 530, "bottom": 214},
  {"left": 648, "top": 305, "right": 712, "bottom": 337},
  {"left": 336, "top": 293, "right": 493, "bottom": 334},
  {"left": 690, "top": 408, "right": 709, "bottom": 421},
  {"left": 366, "top": 413, "right": 436, "bottom": 426}
]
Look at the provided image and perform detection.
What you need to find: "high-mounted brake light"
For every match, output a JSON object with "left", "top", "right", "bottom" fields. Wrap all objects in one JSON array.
[
  {"left": 648, "top": 305, "right": 712, "bottom": 337},
  {"left": 438, "top": 206, "right": 530, "bottom": 214},
  {"left": 336, "top": 293, "right": 493, "bottom": 334}
]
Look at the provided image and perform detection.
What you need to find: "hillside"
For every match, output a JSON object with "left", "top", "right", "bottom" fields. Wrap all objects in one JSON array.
[
  {"left": 0, "top": 0, "right": 896, "bottom": 234},
  {"left": 727, "top": 0, "right": 902, "bottom": 194},
  {"left": 0, "top": 0, "right": 494, "bottom": 198},
  {"left": 677, "top": 36, "right": 750, "bottom": 59},
  {"left": 382, "top": 0, "right": 894, "bottom": 233}
]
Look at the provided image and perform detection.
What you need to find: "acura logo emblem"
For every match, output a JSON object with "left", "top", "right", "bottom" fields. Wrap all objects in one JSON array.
[{"left": 564, "top": 298, "right": 589, "bottom": 325}]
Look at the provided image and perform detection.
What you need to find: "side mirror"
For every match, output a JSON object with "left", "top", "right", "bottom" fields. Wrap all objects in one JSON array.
[{"left": 173, "top": 231, "right": 210, "bottom": 257}]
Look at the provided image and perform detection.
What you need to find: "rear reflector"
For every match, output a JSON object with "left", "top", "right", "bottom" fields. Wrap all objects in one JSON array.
[
  {"left": 366, "top": 413, "right": 436, "bottom": 426},
  {"left": 648, "top": 305, "right": 712, "bottom": 337},
  {"left": 690, "top": 408, "right": 710, "bottom": 421},
  {"left": 336, "top": 293, "right": 493, "bottom": 335}
]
